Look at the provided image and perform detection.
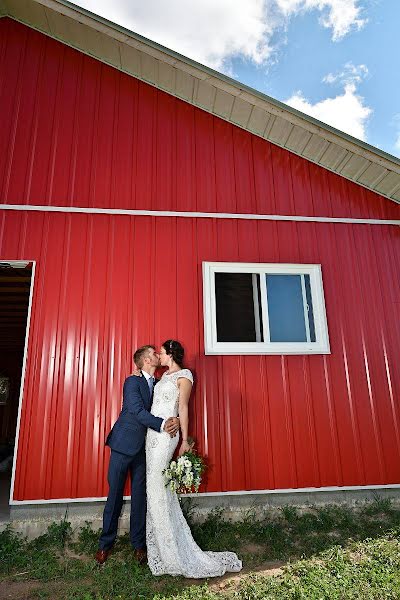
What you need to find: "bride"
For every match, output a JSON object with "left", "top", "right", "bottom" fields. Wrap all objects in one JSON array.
[{"left": 144, "top": 339, "right": 242, "bottom": 578}]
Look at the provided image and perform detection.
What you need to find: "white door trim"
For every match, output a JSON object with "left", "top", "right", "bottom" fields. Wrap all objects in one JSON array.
[{"left": 6, "top": 260, "right": 36, "bottom": 505}]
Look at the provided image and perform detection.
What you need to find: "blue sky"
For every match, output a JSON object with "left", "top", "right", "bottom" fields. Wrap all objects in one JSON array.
[{"left": 73, "top": 0, "right": 399, "bottom": 158}]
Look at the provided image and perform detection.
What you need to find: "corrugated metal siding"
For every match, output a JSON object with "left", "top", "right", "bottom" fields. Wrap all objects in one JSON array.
[
  {"left": 1, "top": 19, "right": 399, "bottom": 222},
  {"left": 1, "top": 19, "right": 400, "bottom": 501},
  {"left": 1, "top": 210, "right": 399, "bottom": 500}
]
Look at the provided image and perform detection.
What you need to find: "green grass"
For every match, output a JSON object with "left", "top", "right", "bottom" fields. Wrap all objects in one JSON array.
[
  {"left": 1, "top": 497, "right": 400, "bottom": 599},
  {"left": 229, "top": 534, "right": 400, "bottom": 600}
]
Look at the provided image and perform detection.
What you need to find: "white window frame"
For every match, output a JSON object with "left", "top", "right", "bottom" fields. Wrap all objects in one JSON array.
[{"left": 203, "top": 262, "right": 330, "bottom": 355}]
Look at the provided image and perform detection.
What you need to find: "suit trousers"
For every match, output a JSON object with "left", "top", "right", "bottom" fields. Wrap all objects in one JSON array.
[{"left": 99, "top": 447, "right": 146, "bottom": 551}]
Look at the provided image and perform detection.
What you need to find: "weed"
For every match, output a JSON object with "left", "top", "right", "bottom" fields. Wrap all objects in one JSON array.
[
  {"left": 0, "top": 525, "right": 28, "bottom": 574},
  {"left": 72, "top": 521, "right": 102, "bottom": 555},
  {"left": 31, "top": 518, "right": 72, "bottom": 551}
]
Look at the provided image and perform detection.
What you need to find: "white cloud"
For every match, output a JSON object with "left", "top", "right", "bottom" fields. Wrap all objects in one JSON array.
[
  {"left": 323, "top": 62, "right": 369, "bottom": 85},
  {"left": 73, "top": 0, "right": 366, "bottom": 71},
  {"left": 275, "top": 0, "right": 366, "bottom": 40},
  {"left": 74, "top": 0, "right": 276, "bottom": 70},
  {"left": 285, "top": 62, "right": 372, "bottom": 141},
  {"left": 285, "top": 80, "right": 372, "bottom": 141}
]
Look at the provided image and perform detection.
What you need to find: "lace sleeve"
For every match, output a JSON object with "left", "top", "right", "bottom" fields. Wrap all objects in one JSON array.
[{"left": 177, "top": 369, "right": 193, "bottom": 385}]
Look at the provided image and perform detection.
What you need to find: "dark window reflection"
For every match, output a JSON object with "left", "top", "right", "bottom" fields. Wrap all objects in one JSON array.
[
  {"left": 304, "top": 275, "right": 316, "bottom": 342},
  {"left": 215, "top": 273, "right": 263, "bottom": 342}
]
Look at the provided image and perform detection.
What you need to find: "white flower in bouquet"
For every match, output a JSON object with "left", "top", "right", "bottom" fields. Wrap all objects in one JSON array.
[{"left": 162, "top": 442, "right": 207, "bottom": 494}]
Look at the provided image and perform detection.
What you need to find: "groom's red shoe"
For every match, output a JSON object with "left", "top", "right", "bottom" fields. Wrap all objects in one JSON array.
[
  {"left": 133, "top": 548, "right": 147, "bottom": 565},
  {"left": 95, "top": 549, "right": 111, "bottom": 565}
]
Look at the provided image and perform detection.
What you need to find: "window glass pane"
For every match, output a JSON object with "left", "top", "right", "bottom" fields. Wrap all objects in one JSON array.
[
  {"left": 266, "top": 274, "right": 307, "bottom": 342},
  {"left": 304, "top": 274, "right": 316, "bottom": 342},
  {"left": 215, "top": 273, "right": 263, "bottom": 342}
]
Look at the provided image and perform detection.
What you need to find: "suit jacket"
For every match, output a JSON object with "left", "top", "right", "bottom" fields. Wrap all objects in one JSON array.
[{"left": 106, "top": 373, "right": 163, "bottom": 456}]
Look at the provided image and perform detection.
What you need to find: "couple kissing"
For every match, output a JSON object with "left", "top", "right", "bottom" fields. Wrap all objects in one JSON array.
[{"left": 96, "top": 340, "right": 242, "bottom": 578}]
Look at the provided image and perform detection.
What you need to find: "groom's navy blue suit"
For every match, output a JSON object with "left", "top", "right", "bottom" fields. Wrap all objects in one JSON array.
[{"left": 99, "top": 373, "right": 163, "bottom": 551}]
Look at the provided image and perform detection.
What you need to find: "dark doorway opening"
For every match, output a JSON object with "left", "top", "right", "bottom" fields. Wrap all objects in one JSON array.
[{"left": 0, "top": 261, "right": 33, "bottom": 521}]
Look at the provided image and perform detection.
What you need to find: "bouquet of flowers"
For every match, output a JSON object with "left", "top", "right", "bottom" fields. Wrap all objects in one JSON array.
[{"left": 163, "top": 446, "right": 207, "bottom": 494}]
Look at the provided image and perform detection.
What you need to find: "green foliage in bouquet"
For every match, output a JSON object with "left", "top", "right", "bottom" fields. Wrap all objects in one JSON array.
[{"left": 163, "top": 447, "right": 207, "bottom": 494}]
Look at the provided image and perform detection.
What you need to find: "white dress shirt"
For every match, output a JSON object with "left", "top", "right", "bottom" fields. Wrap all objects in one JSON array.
[{"left": 141, "top": 369, "right": 165, "bottom": 432}]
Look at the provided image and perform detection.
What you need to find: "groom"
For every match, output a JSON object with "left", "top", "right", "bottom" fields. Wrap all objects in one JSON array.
[{"left": 96, "top": 345, "right": 179, "bottom": 565}]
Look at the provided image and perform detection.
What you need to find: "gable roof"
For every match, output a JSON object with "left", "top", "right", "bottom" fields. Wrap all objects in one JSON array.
[{"left": 1, "top": 0, "right": 400, "bottom": 207}]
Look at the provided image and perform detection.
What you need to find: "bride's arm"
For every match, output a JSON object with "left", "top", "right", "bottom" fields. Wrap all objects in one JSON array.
[{"left": 177, "top": 377, "right": 192, "bottom": 456}]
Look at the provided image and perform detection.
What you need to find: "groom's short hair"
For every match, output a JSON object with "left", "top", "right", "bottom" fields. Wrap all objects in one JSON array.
[{"left": 134, "top": 345, "right": 155, "bottom": 368}]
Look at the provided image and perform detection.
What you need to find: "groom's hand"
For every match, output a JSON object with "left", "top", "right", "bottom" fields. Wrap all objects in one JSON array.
[{"left": 164, "top": 417, "right": 180, "bottom": 437}]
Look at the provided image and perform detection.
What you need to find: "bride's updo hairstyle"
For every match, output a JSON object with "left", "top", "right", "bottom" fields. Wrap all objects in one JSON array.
[{"left": 162, "top": 339, "right": 184, "bottom": 368}]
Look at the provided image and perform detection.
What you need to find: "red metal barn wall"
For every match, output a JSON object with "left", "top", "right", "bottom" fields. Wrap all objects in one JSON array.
[{"left": 0, "top": 19, "right": 399, "bottom": 501}]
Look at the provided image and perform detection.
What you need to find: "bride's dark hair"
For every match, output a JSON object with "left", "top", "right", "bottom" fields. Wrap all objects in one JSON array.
[{"left": 162, "top": 339, "right": 184, "bottom": 367}]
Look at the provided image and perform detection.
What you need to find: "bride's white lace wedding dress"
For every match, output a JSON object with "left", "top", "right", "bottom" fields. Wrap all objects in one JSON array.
[{"left": 145, "top": 368, "right": 242, "bottom": 578}]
